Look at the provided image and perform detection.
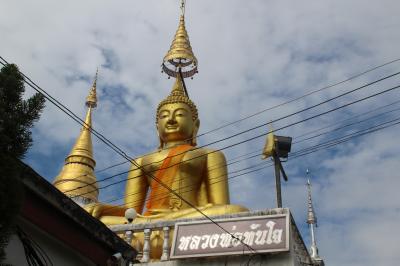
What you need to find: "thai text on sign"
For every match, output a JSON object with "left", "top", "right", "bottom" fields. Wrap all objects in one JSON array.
[{"left": 171, "top": 214, "right": 289, "bottom": 258}]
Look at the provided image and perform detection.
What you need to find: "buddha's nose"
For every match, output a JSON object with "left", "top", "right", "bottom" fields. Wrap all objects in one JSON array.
[{"left": 167, "top": 116, "right": 177, "bottom": 124}]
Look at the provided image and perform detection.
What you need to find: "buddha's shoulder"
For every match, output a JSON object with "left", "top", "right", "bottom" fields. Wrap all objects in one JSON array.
[
  {"left": 189, "top": 147, "right": 227, "bottom": 159},
  {"left": 138, "top": 147, "right": 227, "bottom": 163},
  {"left": 139, "top": 150, "right": 166, "bottom": 164}
]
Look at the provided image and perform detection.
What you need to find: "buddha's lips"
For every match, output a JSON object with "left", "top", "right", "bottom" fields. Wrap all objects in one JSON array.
[{"left": 166, "top": 125, "right": 179, "bottom": 129}]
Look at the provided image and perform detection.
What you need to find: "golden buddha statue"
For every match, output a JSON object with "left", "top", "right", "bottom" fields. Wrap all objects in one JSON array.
[
  {"left": 84, "top": 3, "right": 248, "bottom": 225},
  {"left": 86, "top": 75, "right": 248, "bottom": 225},
  {"left": 54, "top": 3, "right": 249, "bottom": 259}
]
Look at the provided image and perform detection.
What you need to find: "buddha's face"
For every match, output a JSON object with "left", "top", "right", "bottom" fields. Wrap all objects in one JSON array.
[{"left": 157, "top": 103, "right": 198, "bottom": 144}]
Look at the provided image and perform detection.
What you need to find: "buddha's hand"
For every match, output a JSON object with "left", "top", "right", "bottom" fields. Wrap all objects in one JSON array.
[{"left": 83, "top": 203, "right": 104, "bottom": 218}]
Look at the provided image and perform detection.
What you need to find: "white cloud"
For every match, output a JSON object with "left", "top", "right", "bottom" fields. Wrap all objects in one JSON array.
[{"left": 2, "top": 0, "right": 400, "bottom": 264}]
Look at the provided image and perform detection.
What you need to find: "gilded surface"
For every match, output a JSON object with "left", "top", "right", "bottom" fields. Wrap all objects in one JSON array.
[
  {"left": 162, "top": 13, "right": 198, "bottom": 78},
  {"left": 79, "top": 3, "right": 248, "bottom": 259},
  {"left": 163, "top": 15, "right": 197, "bottom": 66},
  {"left": 88, "top": 78, "right": 247, "bottom": 224},
  {"left": 53, "top": 74, "right": 99, "bottom": 203}
]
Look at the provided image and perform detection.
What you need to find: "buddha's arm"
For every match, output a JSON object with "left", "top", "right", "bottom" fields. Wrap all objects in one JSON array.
[
  {"left": 125, "top": 157, "right": 148, "bottom": 214},
  {"left": 205, "top": 150, "right": 230, "bottom": 205}
]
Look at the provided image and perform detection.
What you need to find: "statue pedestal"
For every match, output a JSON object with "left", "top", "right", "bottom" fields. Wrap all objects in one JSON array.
[{"left": 110, "top": 208, "right": 321, "bottom": 265}]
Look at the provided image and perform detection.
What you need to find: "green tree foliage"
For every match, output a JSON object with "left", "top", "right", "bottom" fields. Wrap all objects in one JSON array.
[
  {"left": 0, "top": 63, "right": 45, "bottom": 262},
  {"left": 0, "top": 64, "right": 45, "bottom": 157}
]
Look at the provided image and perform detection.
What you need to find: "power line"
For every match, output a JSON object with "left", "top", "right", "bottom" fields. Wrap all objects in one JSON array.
[
  {"left": 95, "top": 150, "right": 264, "bottom": 200},
  {"left": 72, "top": 95, "right": 400, "bottom": 210},
  {"left": 13, "top": 57, "right": 398, "bottom": 192},
  {"left": 71, "top": 81, "right": 400, "bottom": 198},
  {"left": 101, "top": 68, "right": 400, "bottom": 173},
  {"left": 218, "top": 99, "right": 400, "bottom": 163},
  {"left": 2, "top": 56, "right": 398, "bottom": 253},
  {"left": 0, "top": 57, "right": 257, "bottom": 254},
  {"left": 104, "top": 110, "right": 400, "bottom": 207},
  {"left": 294, "top": 99, "right": 400, "bottom": 141},
  {"left": 197, "top": 58, "right": 400, "bottom": 137},
  {"left": 291, "top": 116, "right": 400, "bottom": 157},
  {"left": 71, "top": 58, "right": 400, "bottom": 175},
  {"left": 97, "top": 115, "right": 400, "bottom": 212},
  {"left": 3, "top": 57, "right": 397, "bottom": 258},
  {"left": 100, "top": 161, "right": 274, "bottom": 212},
  {"left": 191, "top": 71, "right": 400, "bottom": 150},
  {"left": 103, "top": 105, "right": 400, "bottom": 207},
  {"left": 63, "top": 69, "right": 400, "bottom": 196},
  {"left": 117, "top": 111, "right": 400, "bottom": 207},
  {"left": 293, "top": 105, "right": 400, "bottom": 145},
  {"left": 125, "top": 70, "right": 400, "bottom": 174}
]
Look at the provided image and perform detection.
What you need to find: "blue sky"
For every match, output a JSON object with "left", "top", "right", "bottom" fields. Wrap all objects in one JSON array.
[{"left": 2, "top": 1, "right": 400, "bottom": 265}]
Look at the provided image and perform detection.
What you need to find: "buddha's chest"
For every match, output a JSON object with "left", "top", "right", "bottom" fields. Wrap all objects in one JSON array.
[{"left": 142, "top": 149, "right": 207, "bottom": 187}]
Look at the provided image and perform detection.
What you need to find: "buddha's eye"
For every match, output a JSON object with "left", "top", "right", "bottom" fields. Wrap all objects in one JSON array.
[{"left": 159, "top": 112, "right": 169, "bottom": 119}]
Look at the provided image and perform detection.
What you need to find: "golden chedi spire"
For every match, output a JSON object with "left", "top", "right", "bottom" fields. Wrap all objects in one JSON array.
[
  {"left": 53, "top": 71, "right": 99, "bottom": 206},
  {"left": 86, "top": 69, "right": 98, "bottom": 108},
  {"left": 158, "top": 0, "right": 199, "bottom": 122},
  {"left": 162, "top": 0, "right": 198, "bottom": 78}
]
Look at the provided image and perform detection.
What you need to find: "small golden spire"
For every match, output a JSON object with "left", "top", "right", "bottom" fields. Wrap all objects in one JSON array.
[
  {"left": 180, "top": 0, "right": 186, "bottom": 16},
  {"left": 53, "top": 71, "right": 99, "bottom": 205},
  {"left": 162, "top": 0, "right": 198, "bottom": 78},
  {"left": 171, "top": 74, "right": 187, "bottom": 97},
  {"left": 86, "top": 68, "right": 98, "bottom": 108}
]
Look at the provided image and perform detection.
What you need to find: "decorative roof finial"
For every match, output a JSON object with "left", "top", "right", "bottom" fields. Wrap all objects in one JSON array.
[
  {"left": 180, "top": 0, "right": 185, "bottom": 16},
  {"left": 162, "top": 0, "right": 198, "bottom": 79},
  {"left": 53, "top": 70, "right": 99, "bottom": 206},
  {"left": 86, "top": 68, "right": 98, "bottom": 108},
  {"left": 306, "top": 169, "right": 324, "bottom": 265},
  {"left": 307, "top": 170, "right": 317, "bottom": 226}
]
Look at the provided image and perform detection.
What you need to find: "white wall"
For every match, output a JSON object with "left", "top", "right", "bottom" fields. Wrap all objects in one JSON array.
[{"left": 4, "top": 218, "right": 95, "bottom": 266}]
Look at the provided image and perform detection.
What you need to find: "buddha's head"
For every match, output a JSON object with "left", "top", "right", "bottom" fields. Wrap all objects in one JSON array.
[{"left": 156, "top": 77, "right": 199, "bottom": 148}]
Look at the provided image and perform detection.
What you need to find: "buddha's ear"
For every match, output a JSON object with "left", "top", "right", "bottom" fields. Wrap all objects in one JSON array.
[
  {"left": 156, "top": 123, "right": 164, "bottom": 150},
  {"left": 191, "top": 119, "right": 200, "bottom": 146}
]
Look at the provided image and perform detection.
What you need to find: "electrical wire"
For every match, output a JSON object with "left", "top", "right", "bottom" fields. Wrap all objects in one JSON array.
[
  {"left": 4, "top": 55, "right": 398, "bottom": 192},
  {"left": 197, "top": 58, "right": 400, "bottom": 137},
  {"left": 0, "top": 57, "right": 258, "bottom": 254},
  {"left": 5, "top": 56, "right": 397, "bottom": 254},
  {"left": 294, "top": 99, "right": 400, "bottom": 141},
  {"left": 291, "top": 116, "right": 400, "bottom": 157},
  {"left": 91, "top": 68, "right": 400, "bottom": 176},
  {"left": 93, "top": 110, "right": 400, "bottom": 210},
  {"left": 54, "top": 58, "right": 400, "bottom": 179},
  {"left": 210, "top": 98, "right": 400, "bottom": 164},
  {"left": 293, "top": 105, "right": 400, "bottom": 145},
  {"left": 17, "top": 226, "right": 53, "bottom": 266},
  {"left": 101, "top": 157, "right": 271, "bottom": 206},
  {"left": 2, "top": 55, "right": 399, "bottom": 183},
  {"left": 99, "top": 161, "right": 274, "bottom": 212},
  {"left": 188, "top": 71, "right": 400, "bottom": 150},
  {"left": 71, "top": 81, "right": 400, "bottom": 198},
  {"left": 96, "top": 114, "right": 400, "bottom": 212},
  {"left": 62, "top": 70, "right": 400, "bottom": 197}
]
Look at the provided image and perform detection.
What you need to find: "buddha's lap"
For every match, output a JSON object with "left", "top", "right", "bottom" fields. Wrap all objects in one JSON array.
[{"left": 99, "top": 204, "right": 249, "bottom": 225}]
